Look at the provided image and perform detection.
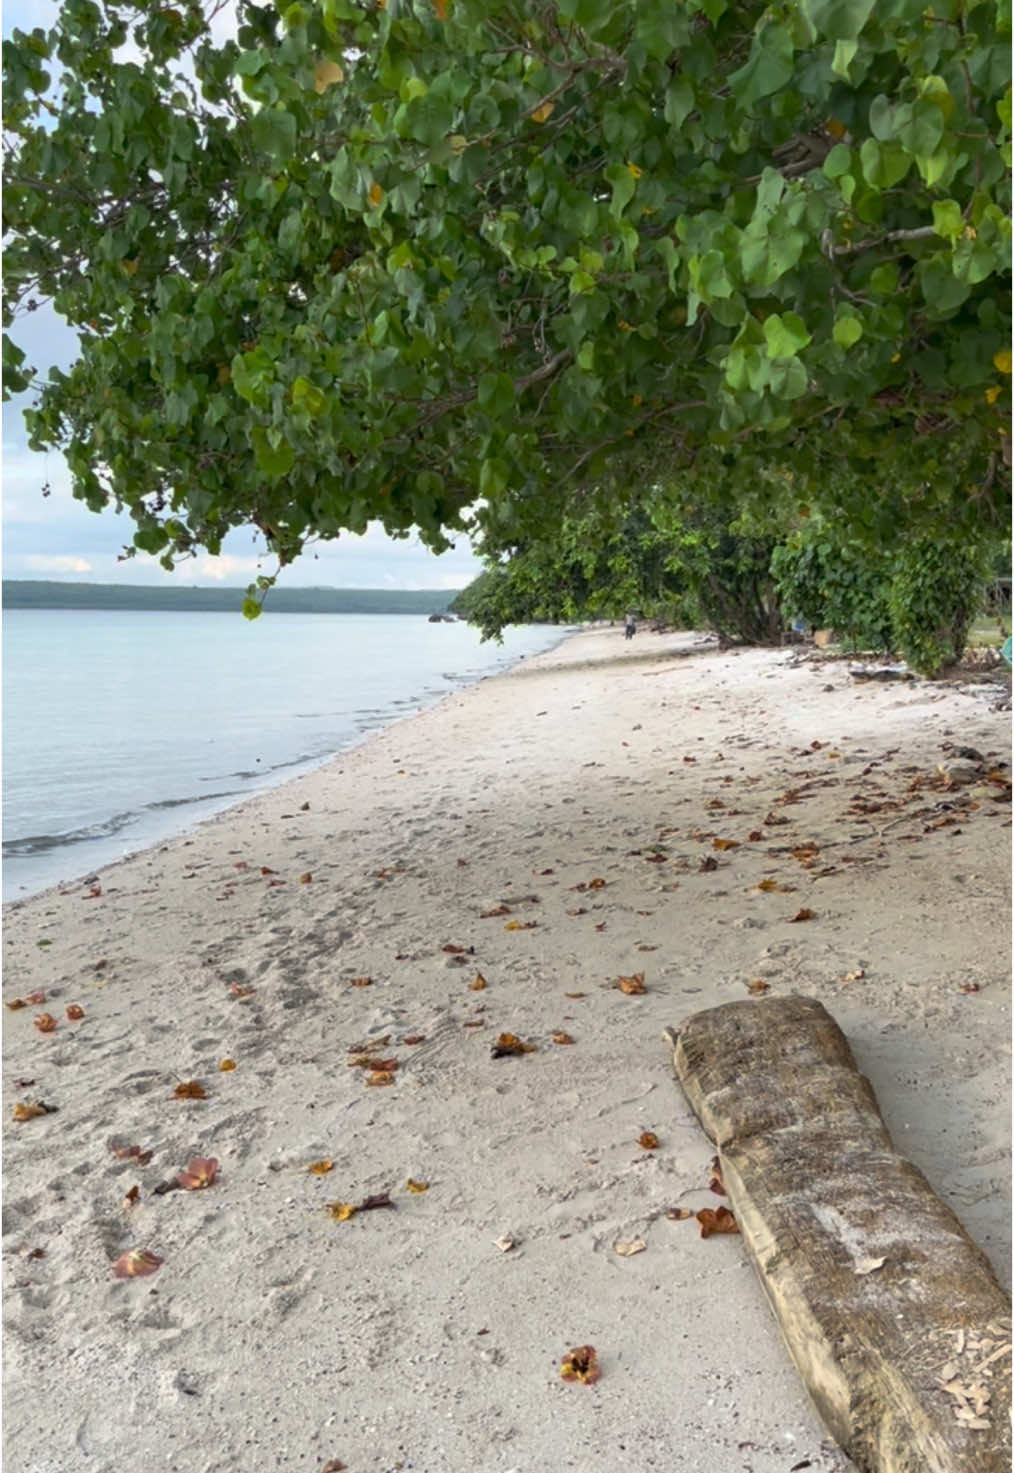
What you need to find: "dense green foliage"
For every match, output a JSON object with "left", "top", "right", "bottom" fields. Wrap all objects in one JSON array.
[
  {"left": 2, "top": 579, "right": 458, "bottom": 614},
  {"left": 4, "top": 0, "right": 1010, "bottom": 613},
  {"left": 771, "top": 524, "right": 895, "bottom": 650}
]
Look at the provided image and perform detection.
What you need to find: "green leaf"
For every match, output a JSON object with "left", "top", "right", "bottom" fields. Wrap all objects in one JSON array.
[
  {"left": 831, "top": 40, "right": 858, "bottom": 80},
  {"left": 931, "top": 200, "right": 964, "bottom": 241},
  {"left": 477, "top": 372, "right": 515, "bottom": 415},
  {"left": 832, "top": 315, "right": 863, "bottom": 347},
  {"left": 292, "top": 376, "right": 327, "bottom": 416},
  {"left": 801, "top": 0, "right": 876, "bottom": 40},
  {"left": 728, "top": 23, "right": 794, "bottom": 108},
  {"left": 605, "top": 163, "right": 636, "bottom": 221},
  {"left": 823, "top": 143, "right": 852, "bottom": 179},
  {"left": 251, "top": 108, "right": 297, "bottom": 162},
  {"left": 252, "top": 426, "right": 295, "bottom": 477},
  {"left": 242, "top": 596, "right": 264, "bottom": 621},
  {"left": 859, "top": 138, "right": 911, "bottom": 189},
  {"left": 665, "top": 78, "right": 695, "bottom": 129},
  {"left": 764, "top": 312, "right": 811, "bottom": 360}
]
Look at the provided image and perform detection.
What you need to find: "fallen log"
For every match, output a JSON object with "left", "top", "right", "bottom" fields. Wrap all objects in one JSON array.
[{"left": 666, "top": 996, "right": 1011, "bottom": 1473}]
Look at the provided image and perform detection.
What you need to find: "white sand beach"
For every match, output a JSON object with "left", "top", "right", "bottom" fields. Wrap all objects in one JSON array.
[{"left": 3, "top": 627, "right": 1010, "bottom": 1473}]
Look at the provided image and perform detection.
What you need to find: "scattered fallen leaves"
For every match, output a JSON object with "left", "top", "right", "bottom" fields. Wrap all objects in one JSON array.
[
  {"left": 617, "top": 973, "right": 646, "bottom": 995},
  {"left": 5, "top": 997, "right": 27, "bottom": 1010},
  {"left": 112, "top": 1248, "right": 163, "bottom": 1279},
  {"left": 708, "top": 1156, "right": 726, "bottom": 1196},
  {"left": 494, "top": 1235, "right": 516, "bottom": 1253},
  {"left": 959, "top": 982, "right": 981, "bottom": 994},
  {"left": 788, "top": 908, "right": 816, "bottom": 923},
  {"left": 365, "top": 1070, "right": 396, "bottom": 1087},
  {"left": 560, "top": 1345, "right": 601, "bottom": 1384},
  {"left": 666, "top": 1207, "right": 693, "bottom": 1221},
  {"left": 228, "top": 982, "right": 255, "bottom": 999},
  {"left": 123, "top": 1185, "right": 141, "bottom": 1208},
  {"left": 791, "top": 844, "right": 821, "bottom": 865},
  {"left": 259, "top": 866, "right": 277, "bottom": 876},
  {"left": 33, "top": 1013, "right": 58, "bottom": 1033},
  {"left": 712, "top": 837, "right": 741, "bottom": 851},
  {"left": 442, "top": 943, "right": 471, "bottom": 954},
  {"left": 480, "top": 904, "right": 511, "bottom": 917},
  {"left": 843, "top": 968, "right": 866, "bottom": 983},
  {"left": 552, "top": 1031, "right": 575, "bottom": 1045},
  {"left": 469, "top": 972, "right": 487, "bottom": 991},
  {"left": 321, "top": 1460, "right": 348, "bottom": 1472},
  {"left": 402, "top": 1034, "right": 425, "bottom": 1045},
  {"left": 406, "top": 1179, "right": 429, "bottom": 1193},
  {"left": 173, "top": 1080, "right": 207, "bottom": 1100},
  {"left": 491, "top": 1033, "right": 537, "bottom": 1058},
  {"left": 111, "top": 1143, "right": 152, "bottom": 1164},
  {"left": 84, "top": 883, "right": 102, "bottom": 898},
  {"left": 754, "top": 879, "right": 795, "bottom": 893},
  {"left": 13, "top": 1100, "right": 54, "bottom": 1122},
  {"left": 747, "top": 979, "right": 771, "bottom": 995},
  {"left": 638, "top": 1131, "right": 660, "bottom": 1150},
  {"left": 219, "top": 1058, "right": 237, "bottom": 1072},
  {"left": 572, "top": 877, "right": 607, "bottom": 892},
  {"left": 308, "top": 1160, "right": 335, "bottom": 1176},
  {"left": 854, "top": 1255, "right": 887, "bottom": 1276},
  {"left": 328, "top": 1202, "right": 358, "bottom": 1222},
  {"left": 65, "top": 1004, "right": 85, "bottom": 1021},
  {"left": 27, "top": 990, "right": 48, "bottom": 1004},
  {"left": 698, "top": 856, "right": 718, "bottom": 873},
  {"left": 298, "top": 872, "right": 313, "bottom": 884},
  {"left": 177, "top": 1157, "right": 218, "bottom": 1191},
  {"left": 349, "top": 976, "right": 373, "bottom": 988},
  {"left": 696, "top": 1206, "right": 739, "bottom": 1238},
  {"left": 747, "top": 830, "right": 765, "bottom": 842},
  {"left": 359, "top": 1192, "right": 395, "bottom": 1211},
  {"left": 564, "top": 991, "right": 587, "bottom": 999},
  {"left": 614, "top": 1239, "right": 646, "bottom": 1257},
  {"left": 505, "top": 919, "right": 538, "bottom": 931}
]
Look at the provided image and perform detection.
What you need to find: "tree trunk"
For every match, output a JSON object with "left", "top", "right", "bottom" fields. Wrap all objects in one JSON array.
[{"left": 667, "top": 995, "right": 1011, "bottom": 1473}]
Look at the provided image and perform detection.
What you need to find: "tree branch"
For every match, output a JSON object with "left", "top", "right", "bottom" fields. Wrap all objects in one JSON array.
[{"left": 828, "top": 225, "right": 936, "bottom": 258}]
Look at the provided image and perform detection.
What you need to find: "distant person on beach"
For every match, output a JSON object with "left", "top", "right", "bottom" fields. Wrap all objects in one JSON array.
[{"left": 624, "top": 612, "right": 637, "bottom": 640}]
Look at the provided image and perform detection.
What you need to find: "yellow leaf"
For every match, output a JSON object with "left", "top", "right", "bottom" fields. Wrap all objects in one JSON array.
[
  {"left": 469, "top": 972, "right": 487, "bottom": 991},
  {"left": 626, "top": 161, "right": 643, "bottom": 179},
  {"left": 985, "top": 386, "right": 1001, "bottom": 404},
  {"left": 406, "top": 1178, "right": 429, "bottom": 1193},
  {"left": 308, "top": 1159, "right": 335, "bottom": 1175},
  {"left": 993, "top": 350, "right": 1012, "bottom": 374},
  {"left": 219, "top": 1058, "right": 236, "bottom": 1071},
  {"left": 313, "top": 59, "right": 345, "bottom": 92},
  {"left": 530, "top": 102, "right": 555, "bottom": 124},
  {"left": 327, "top": 1202, "right": 358, "bottom": 1221},
  {"left": 433, "top": 0, "right": 449, "bottom": 17},
  {"left": 367, "top": 182, "right": 384, "bottom": 208}
]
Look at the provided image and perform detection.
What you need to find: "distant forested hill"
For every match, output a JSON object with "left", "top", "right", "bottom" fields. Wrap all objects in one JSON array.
[{"left": 3, "top": 581, "right": 462, "bottom": 615}]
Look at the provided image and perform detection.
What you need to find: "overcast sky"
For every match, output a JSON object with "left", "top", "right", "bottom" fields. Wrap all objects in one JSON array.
[{"left": 2, "top": 0, "right": 483, "bottom": 591}]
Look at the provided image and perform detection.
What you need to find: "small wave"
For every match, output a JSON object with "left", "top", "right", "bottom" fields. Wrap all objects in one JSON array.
[{"left": 3, "top": 788, "right": 244, "bottom": 859}]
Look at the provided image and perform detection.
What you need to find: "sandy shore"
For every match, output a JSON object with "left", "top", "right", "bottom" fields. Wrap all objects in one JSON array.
[{"left": 3, "top": 627, "right": 1010, "bottom": 1473}]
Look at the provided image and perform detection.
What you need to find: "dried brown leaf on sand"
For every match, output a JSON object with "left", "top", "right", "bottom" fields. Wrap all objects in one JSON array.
[
  {"left": 491, "top": 1033, "right": 537, "bottom": 1058},
  {"left": 111, "top": 1248, "right": 163, "bottom": 1279},
  {"left": 617, "top": 973, "right": 647, "bottom": 995},
  {"left": 696, "top": 1206, "right": 739, "bottom": 1238},
  {"left": 561, "top": 1345, "right": 601, "bottom": 1384}
]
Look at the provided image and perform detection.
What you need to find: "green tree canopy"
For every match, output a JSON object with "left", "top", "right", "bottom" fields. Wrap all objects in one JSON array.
[{"left": 4, "top": 0, "right": 1011, "bottom": 600}]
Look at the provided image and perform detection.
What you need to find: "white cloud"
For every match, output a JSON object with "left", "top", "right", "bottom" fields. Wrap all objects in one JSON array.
[{"left": 22, "top": 554, "right": 93, "bottom": 574}]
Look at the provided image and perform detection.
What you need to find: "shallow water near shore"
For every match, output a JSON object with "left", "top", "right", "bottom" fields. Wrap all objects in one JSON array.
[{"left": 2, "top": 608, "right": 570, "bottom": 900}]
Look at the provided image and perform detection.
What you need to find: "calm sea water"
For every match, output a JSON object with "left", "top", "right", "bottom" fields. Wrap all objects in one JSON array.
[{"left": 2, "top": 609, "right": 570, "bottom": 902}]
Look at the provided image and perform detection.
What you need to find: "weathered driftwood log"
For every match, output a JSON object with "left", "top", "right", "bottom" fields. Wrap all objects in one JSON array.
[{"left": 667, "top": 996, "right": 1011, "bottom": 1473}]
